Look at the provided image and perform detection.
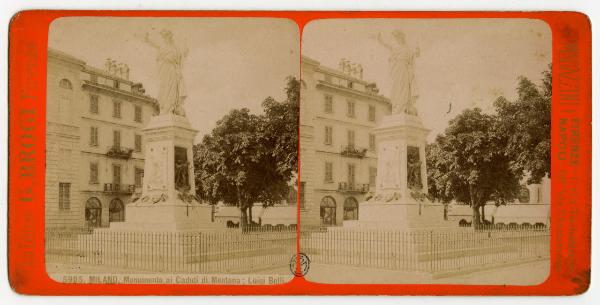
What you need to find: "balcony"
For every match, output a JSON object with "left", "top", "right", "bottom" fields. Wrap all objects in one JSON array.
[
  {"left": 104, "top": 183, "right": 136, "bottom": 194},
  {"left": 338, "top": 182, "right": 370, "bottom": 194},
  {"left": 340, "top": 145, "right": 367, "bottom": 159},
  {"left": 106, "top": 145, "right": 134, "bottom": 159}
]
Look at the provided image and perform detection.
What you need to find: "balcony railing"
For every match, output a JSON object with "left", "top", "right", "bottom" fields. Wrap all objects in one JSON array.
[
  {"left": 104, "top": 183, "right": 136, "bottom": 194},
  {"left": 340, "top": 145, "right": 367, "bottom": 158},
  {"left": 338, "top": 182, "right": 370, "bottom": 193},
  {"left": 106, "top": 145, "right": 134, "bottom": 159}
]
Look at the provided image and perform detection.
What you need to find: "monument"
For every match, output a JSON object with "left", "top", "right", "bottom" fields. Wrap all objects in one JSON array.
[
  {"left": 353, "top": 30, "right": 447, "bottom": 229},
  {"left": 110, "top": 29, "right": 213, "bottom": 231}
]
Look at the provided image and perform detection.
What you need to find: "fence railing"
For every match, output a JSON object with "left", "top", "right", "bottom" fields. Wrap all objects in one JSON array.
[
  {"left": 300, "top": 227, "right": 549, "bottom": 276},
  {"left": 46, "top": 227, "right": 296, "bottom": 274}
]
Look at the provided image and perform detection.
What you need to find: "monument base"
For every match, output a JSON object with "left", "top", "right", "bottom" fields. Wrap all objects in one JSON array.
[
  {"left": 109, "top": 201, "right": 219, "bottom": 232},
  {"left": 105, "top": 112, "right": 223, "bottom": 232},
  {"left": 347, "top": 200, "right": 450, "bottom": 230}
]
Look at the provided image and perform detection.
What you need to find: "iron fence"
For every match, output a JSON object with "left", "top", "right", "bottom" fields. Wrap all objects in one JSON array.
[
  {"left": 301, "top": 227, "right": 549, "bottom": 276},
  {"left": 46, "top": 227, "right": 296, "bottom": 274}
]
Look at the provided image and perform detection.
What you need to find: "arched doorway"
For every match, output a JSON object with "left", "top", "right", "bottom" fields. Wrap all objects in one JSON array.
[
  {"left": 85, "top": 197, "right": 102, "bottom": 228},
  {"left": 109, "top": 198, "right": 125, "bottom": 222},
  {"left": 320, "top": 196, "right": 336, "bottom": 226},
  {"left": 343, "top": 197, "right": 359, "bottom": 220}
]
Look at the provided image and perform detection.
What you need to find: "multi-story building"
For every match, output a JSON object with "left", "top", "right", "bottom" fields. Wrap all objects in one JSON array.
[
  {"left": 300, "top": 56, "right": 391, "bottom": 227},
  {"left": 46, "top": 49, "right": 158, "bottom": 230}
]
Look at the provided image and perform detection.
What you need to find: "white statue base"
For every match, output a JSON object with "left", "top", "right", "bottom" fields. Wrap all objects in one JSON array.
[
  {"left": 349, "top": 113, "right": 450, "bottom": 230},
  {"left": 109, "top": 114, "right": 218, "bottom": 232},
  {"left": 109, "top": 204, "right": 215, "bottom": 232}
]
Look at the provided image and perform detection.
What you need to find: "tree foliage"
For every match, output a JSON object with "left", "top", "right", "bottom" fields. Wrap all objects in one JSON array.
[
  {"left": 495, "top": 65, "right": 552, "bottom": 183},
  {"left": 193, "top": 77, "right": 299, "bottom": 227},
  {"left": 427, "top": 65, "right": 551, "bottom": 228},
  {"left": 427, "top": 109, "right": 522, "bottom": 228}
]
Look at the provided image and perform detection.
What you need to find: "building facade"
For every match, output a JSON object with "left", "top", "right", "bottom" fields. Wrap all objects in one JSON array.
[
  {"left": 46, "top": 49, "right": 158, "bottom": 230},
  {"left": 300, "top": 56, "right": 391, "bottom": 227}
]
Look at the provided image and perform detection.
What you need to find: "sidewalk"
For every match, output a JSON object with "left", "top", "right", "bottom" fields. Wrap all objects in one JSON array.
[{"left": 305, "top": 259, "right": 550, "bottom": 285}]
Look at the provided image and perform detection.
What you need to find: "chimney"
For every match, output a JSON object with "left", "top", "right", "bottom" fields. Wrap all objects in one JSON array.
[
  {"left": 357, "top": 64, "right": 363, "bottom": 79},
  {"left": 105, "top": 58, "right": 112, "bottom": 73},
  {"left": 123, "top": 64, "right": 130, "bottom": 80},
  {"left": 110, "top": 59, "right": 117, "bottom": 75},
  {"left": 339, "top": 58, "right": 346, "bottom": 71},
  {"left": 117, "top": 63, "right": 124, "bottom": 78}
]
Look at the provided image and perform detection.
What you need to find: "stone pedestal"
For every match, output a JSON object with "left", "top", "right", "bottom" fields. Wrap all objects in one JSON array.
[
  {"left": 355, "top": 113, "right": 448, "bottom": 229},
  {"left": 109, "top": 114, "right": 217, "bottom": 232}
]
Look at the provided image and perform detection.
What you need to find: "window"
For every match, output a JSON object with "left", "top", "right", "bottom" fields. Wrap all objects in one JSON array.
[
  {"left": 368, "top": 105, "right": 376, "bottom": 121},
  {"left": 135, "top": 168, "right": 144, "bottom": 188},
  {"left": 135, "top": 134, "right": 142, "bottom": 152},
  {"left": 113, "top": 130, "right": 121, "bottom": 148},
  {"left": 134, "top": 105, "right": 142, "bottom": 122},
  {"left": 90, "top": 163, "right": 99, "bottom": 184},
  {"left": 58, "top": 98, "right": 72, "bottom": 124},
  {"left": 299, "top": 182, "right": 306, "bottom": 209},
  {"left": 347, "top": 164, "right": 356, "bottom": 186},
  {"left": 59, "top": 79, "right": 72, "bottom": 90},
  {"left": 325, "top": 162, "right": 333, "bottom": 183},
  {"left": 59, "top": 183, "right": 70, "bottom": 210},
  {"left": 113, "top": 80, "right": 120, "bottom": 89},
  {"left": 346, "top": 100, "right": 355, "bottom": 118},
  {"left": 324, "top": 95, "right": 333, "bottom": 113},
  {"left": 369, "top": 167, "right": 377, "bottom": 186},
  {"left": 90, "top": 95, "right": 99, "bottom": 114},
  {"left": 90, "top": 126, "right": 99, "bottom": 146},
  {"left": 347, "top": 130, "right": 355, "bottom": 149},
  {"left": 347, "top": 81, "right": 353, "bottom": 89},
  {"left": 113, "top": 100, "right": 121, "bottom": 118},
  {"left": 369, "top": 134, "right": 376, "bottom": 151},
  {"left": 113, "top": 164, "right": 121, "bottom": 185},
  {"left": 324, "top": 126, "right": 333, "bottom": 145}
]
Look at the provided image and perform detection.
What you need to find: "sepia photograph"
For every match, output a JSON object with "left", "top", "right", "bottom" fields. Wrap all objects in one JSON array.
[
  {"left": 299, "top": 18, "right": 552, "bottom": 284},
  {"left": 45, "top": 17, "right": 299, "bottom": 284}
]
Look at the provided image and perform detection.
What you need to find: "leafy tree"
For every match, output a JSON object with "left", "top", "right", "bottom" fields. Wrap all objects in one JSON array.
[
  {"left": 494, "top": 65, "right": 551, "bottom": 183},
  {"left": 194, "top": 108, "right": 264, "bottom": 227},
  {"left": 261, "top": 76, "right": 299, "bottom": 181},
  {"left": 427, "top": 108, "right": 522, "bottom": 228},
  {"left": 193, "top": 77, "right": 299, "bottom": 227}
]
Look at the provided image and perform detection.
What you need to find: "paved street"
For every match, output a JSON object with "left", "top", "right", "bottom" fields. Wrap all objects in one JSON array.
[{"left": 305, "top": 259, "right": 550, "bottom": 285}]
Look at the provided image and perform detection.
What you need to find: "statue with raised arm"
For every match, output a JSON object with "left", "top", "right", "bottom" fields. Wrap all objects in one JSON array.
[
  {"left": 377, "top": 30, "right": 420, "bottom": 116},
  {"left": 144, "top": 29, "right": 188, "bottom": 116}
]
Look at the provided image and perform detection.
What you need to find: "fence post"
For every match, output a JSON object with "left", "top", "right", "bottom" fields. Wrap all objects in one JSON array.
[{"left": 429, "top": 230, "right": 433, "bottom": 273}]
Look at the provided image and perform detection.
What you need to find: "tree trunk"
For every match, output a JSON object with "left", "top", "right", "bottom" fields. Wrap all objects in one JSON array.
[
  {"left": 248, "top": 205, "right": 253, "bottom": 225},
  {"left": 469, "top": 184, "right": 481, "bottom": 229},
  {"left": 443, "top": 204, "right": 448, "bottom": 221},
  {"left": 472, "top": 205, "right": 481, "bottom": 230},
  {"left": 481, "top": 204, "right": 486, "bottom": 224},
  {"left": 240, "top": 206, "right": 248, "bottom": 228}
]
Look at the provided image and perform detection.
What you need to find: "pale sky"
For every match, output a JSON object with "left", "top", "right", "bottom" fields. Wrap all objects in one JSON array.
[
  {"left": 49, "top": 17, "right": 300, "bottom": 142},
  {"left": 302, "top": 18, "right": 552, "bottom": 141}
]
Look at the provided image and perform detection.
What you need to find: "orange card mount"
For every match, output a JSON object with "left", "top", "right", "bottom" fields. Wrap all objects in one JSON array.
[{"left": 8, "top": 10, "right": 590, "bottom": 295}]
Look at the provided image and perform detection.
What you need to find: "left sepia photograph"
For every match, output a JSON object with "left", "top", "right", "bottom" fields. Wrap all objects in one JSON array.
[{"left": 45, "top": 17, "right": 299, "bottom": 284}]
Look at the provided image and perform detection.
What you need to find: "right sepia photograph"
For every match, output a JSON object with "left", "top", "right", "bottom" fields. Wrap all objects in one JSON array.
[{"left": 299, "top": 18, "right": 552, "bottom": 285}]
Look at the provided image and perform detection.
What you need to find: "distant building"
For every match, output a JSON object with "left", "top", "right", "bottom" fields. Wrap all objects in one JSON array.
[
  {"left": 447, "top": 176, "right": 551, "bottom": 227},
  {"left": 300, "top": 56, "right": 391, "bottom": 226},
  {"left": 46, "top": 49, "right": 158, "bottom": 229}
]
